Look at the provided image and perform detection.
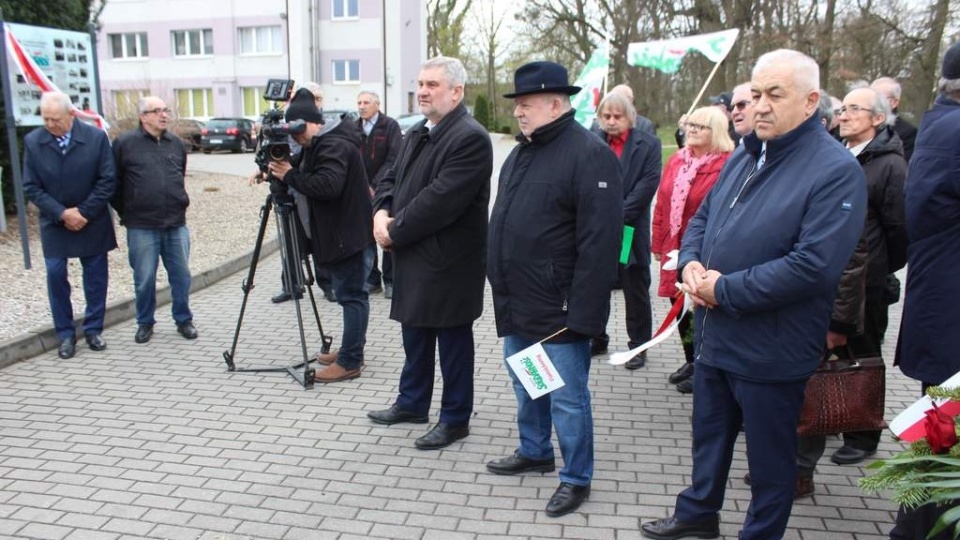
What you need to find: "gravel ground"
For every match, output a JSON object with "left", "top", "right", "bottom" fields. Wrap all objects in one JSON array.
[{"left": 0, "top": 170, "right": 270, "bottom": 342}]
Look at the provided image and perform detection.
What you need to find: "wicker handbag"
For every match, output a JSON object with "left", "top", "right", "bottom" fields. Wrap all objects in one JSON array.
[{"left": 797, "top": 348, "right": 887, "bottom": 436}]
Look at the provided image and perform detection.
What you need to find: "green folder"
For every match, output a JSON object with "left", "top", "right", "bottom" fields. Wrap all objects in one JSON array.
[{"left": 620, "top": 225, "right": 634, "bottom": 264}]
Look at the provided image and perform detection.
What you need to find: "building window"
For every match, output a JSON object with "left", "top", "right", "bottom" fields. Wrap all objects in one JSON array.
[
  {"left": 108, "top": 32, "right": 148, "bottom": 59},
  {"left": 241, "top": 87, "right": 271, "bottom": 116},
  {"left": 172, "top": 29, "right": 213, "bottom": 57},
  {"left": 332, "top": 0, "right": 358, "bottom": 19},
  {"left": 238, "top": 26, "right": 282, "bottom": 55},
  {"left": 176, "top": 88, "right": 213, "bottom": 117},
  {"left": 112, "top": 89, "right": 148, "bottom": 118},
  {"left": 332, "top": 60, "right": 360, "bottom": 83}
]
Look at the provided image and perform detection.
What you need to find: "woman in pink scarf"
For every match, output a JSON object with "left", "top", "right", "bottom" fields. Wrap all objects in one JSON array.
[{"left": 652, "top": 106, "right": 734, "bottom": 393}]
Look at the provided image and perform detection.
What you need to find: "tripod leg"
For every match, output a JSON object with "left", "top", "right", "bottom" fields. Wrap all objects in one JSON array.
[
  {"left": 301, "top": 253, "right": 333, "bottom": 355},
  {"left": 223, "top": 195, "right": 273, "bottom": 370},
  {"left": 275, "top": 202, "right": 315, "bottom": 388}
]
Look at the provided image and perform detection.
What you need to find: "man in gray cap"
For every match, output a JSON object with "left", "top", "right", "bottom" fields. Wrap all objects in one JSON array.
[{"left": 486, "top": 60, "right": 623, "bottom": 518}]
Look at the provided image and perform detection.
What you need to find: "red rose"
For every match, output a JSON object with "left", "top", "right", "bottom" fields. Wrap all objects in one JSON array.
[{"left": 923, "top": 403, "right": 958, "bottom": 454}]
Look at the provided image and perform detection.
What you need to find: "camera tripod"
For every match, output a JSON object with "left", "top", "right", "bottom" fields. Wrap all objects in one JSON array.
[{"left": 222, "top": 191, "right": 333, "bottom": 389}]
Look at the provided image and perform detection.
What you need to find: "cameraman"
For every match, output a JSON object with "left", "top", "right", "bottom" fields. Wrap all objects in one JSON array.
[{"left": 267, "top": 88, "right": 373, "bottom": 383}]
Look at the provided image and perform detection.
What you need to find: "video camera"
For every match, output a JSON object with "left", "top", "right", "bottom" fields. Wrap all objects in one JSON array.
[{"left": 254, "top": 79, "right": 306, "bottom": 178}]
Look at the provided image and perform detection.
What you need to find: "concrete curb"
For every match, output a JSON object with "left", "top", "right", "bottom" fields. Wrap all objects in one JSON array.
[{"left": 0, "top": 241, "right": 278, "bottom": 369}]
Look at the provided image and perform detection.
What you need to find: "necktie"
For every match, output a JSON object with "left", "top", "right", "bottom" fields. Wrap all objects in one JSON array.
[{"left": 57, "top": 135, "right": 69, "bottom": 154}]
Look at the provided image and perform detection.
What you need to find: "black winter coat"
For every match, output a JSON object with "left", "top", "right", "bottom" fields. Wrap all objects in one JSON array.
[
  {"left": 358, "top": 114, "right": 402, "bottom": 188},
  {"left": 488, "top": 111, "right": 623, "bottom": 342},
  {"left": 112, "top": 127, "right": 189, "bottom": 229},
  {"left": 855, "top": 125, "right": 908, "bottom": 291},
  {"left": 373, "top": 104, "right": 492, "bottom": 327},
  {"left": 283, "top": 120, "right": 372, "bottom": 264}
]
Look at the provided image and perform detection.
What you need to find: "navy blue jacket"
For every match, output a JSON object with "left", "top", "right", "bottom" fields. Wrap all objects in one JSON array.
[
  {"left": 488, "top": 111, "right": 623, "bottom": 342},
  {"left": 896, "top": 95, "right": 960, "bottom": 385},
  {"left": 679, "top": 114, "right": 867, "bottom": 382},
  {"left": 23, "top": 119, "right": 117, "bottom": 259}
]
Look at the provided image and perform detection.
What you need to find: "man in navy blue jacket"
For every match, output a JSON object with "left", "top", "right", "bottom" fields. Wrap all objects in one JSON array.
[{"left": 641, "top": 49, "right": 867, "bottom": 540}]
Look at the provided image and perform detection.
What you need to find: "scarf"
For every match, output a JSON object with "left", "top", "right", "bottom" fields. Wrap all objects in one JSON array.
[{"left": 669, "top": 146, "right": 725, "bottom": 238}]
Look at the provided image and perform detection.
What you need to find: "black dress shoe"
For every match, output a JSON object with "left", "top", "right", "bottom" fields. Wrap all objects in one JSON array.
[
  {"left": 676, "top": 378, "right": 694, "bottom": 394},
  {"left": 641, "top": 515, "right": 720, "bottom": 539},
  {"left": 134, "top": 324, "right": 154, "bottom": 344},
  {"left": 668, "top": 362, "right": 695, "bottom": 384},
  {"left": 177, "top": 321, "right": 198, "bottom": 340},
  {"left": 414, "top": 422, "right": 469, "bottom": 450},
  {"left": 545, "top": 482, "right": 590, "bottom": 517},
  {"left": 367, "top": 405, "right": 429, "bottom": 425},
  {"left": 830, "top": 445, "right": 876, "bottom": 465},
  {"left": 487, "top": 451, "right": 555, "bottom": 475},
  {"left": 625, "top": 351, "right": 647, "bottom": 370},
  {"left": 58, "top": 337, "right": 77, "bottom": 359},
  {"left": 85, "top": 333, "right": 107, "bottom": 351},
  {"left": 271, "top": 290, "right": 301, "bottom": 303}
]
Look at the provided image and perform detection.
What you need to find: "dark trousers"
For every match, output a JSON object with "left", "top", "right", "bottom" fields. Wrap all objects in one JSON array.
[
  {"left": 675, "top": 363, "right": 807, "bottom": 540},
  {"left": 326, "top": 250, "right": 370, "bottom": 370},
  {"left": 278, "top": 207, "right": 332, "bottom": 296},
  {"left": 367, "top": 247, "right": 392, "bottom": 288},
  {"left": 44, "top": 253, "right": 109, "bottom": 341},
  {"left": 396, "top": 323, "right": 475, "bottom": 426},
  {"left": 843, "top": 286, "right": 888, "bottom": 451},
  {"left": 598, "top": 263, "right": 652, "bottom": 347}
]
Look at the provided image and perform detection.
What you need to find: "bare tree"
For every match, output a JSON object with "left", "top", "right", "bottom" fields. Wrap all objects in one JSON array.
[
  {"left": 427, "top": 0, "right": 474, "bottom": 58},
  {"left": 468, "top": 1, "right": 511, "bottom": 125}
]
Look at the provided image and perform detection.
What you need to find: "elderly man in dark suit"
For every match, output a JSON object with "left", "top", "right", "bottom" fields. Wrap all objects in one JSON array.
[
  {"left": 367, "top": 56, "right": 493, "bottom": 450},
  {"left": 22, "top": 91, "right": 117, "bottom": 360},
  {"left": 590, "top": 90, "right": 662, "bottom": 368}
]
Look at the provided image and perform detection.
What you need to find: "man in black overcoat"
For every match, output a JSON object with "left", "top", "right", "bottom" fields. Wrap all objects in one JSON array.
[{"left": 367, "top": 56, "right": 493, "bottom": 450}]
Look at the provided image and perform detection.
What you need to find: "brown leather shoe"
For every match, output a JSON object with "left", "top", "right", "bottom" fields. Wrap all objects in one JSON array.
[
  {"left": 314, "top": 363, "right": 360, "bottom": 383},
  {"left": 314, "top": 350, "right": 338, "bottom": 366}
]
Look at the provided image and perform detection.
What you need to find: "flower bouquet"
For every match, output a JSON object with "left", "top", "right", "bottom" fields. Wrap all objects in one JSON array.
[{"left": 860, "top": 385, "right": 960, "bottom": 539}]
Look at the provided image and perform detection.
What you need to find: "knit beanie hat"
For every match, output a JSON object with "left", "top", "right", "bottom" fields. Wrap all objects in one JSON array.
[
  {"left": 285, "top": 88, "right": 323, "bottom": 123},
  {"left": 943, "top": 41, "right": 960, "bottom": 79}
]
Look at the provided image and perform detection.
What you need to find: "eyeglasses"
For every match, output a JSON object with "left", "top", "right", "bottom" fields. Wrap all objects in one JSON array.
[
  {"left": 835, "top": 104, "right": 874, "bottom": 116},
  {"left": 143, "top": 107, "right": 171, "bottom": 115},
  {"left": 731, "top": 100, "right": 751, "bottom": 111},
  {"left": 682, "top": 122, "right": 711, "bottom": 133}
]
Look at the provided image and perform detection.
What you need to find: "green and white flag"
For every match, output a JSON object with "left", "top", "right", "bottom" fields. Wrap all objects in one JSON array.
[
  {"left": 627, "top": 29, "right": 740, "bottom": 74},
  {"left": 571, "top": 43, "right": 609, "bottom": 128}
]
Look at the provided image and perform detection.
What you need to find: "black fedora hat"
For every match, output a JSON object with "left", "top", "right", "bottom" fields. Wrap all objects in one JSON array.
[{"left": 503, "top": 61, "right": 582, "bottom": 98}]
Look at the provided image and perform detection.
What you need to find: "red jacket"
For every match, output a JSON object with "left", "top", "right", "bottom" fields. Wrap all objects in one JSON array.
[{"left": 652, "top": 150, "right": 730, "bottom": 297}]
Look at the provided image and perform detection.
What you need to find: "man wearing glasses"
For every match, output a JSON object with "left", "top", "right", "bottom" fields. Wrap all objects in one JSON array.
[
  {"left": 729, "top": 82, "right": 755, "bottom": 139},
  {"left": 112, "top": 97, "right": 198, "bottom": 344}
]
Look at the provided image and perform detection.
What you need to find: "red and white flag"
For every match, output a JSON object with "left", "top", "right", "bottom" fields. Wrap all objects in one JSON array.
[{"left": 889, "top": 371, "right": 960, "bottom": 442}]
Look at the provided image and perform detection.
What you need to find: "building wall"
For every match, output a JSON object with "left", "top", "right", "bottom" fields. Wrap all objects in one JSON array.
[{"left": 97, "top": 0, "right": 425, "bottom": 121}]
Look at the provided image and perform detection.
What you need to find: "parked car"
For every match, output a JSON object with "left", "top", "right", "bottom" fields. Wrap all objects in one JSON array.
[
  {"left": 170, "top": 119, "right": 204, "bottom": 152},
  {"left": 201, "top": 117, "right": 256, "bottom": 153},
  {"left": 322, "top": 109, "right": 360, "bottom": 125},
  {"left": 396, "top": 113, "right": 426, "bottom": 135}
]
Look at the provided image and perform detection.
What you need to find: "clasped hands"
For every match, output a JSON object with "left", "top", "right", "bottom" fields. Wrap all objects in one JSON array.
[
  {"left": 373, "top": 209, "right": 394, "bottom": 250},
  {"left": 61, "top": 207, "right": 88, "bottom": 232},
  {"left": 681, "top": 261, "right": 721, "bottom": 308}
]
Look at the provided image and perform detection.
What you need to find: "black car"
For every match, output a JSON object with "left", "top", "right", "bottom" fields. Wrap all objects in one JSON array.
[
  {"left": 201, "top": 118, "right": 256, "bottom": 153},
  {"left": 171, "top": 119, "right": 205, "bottom": 152},
  {"left": 322, "top": 109, "right": 360, "bottom": 125}
]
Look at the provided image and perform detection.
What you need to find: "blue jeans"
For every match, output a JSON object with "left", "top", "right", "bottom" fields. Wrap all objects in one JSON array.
[
  {"left": 127, "top": 227, "right": 193, "bottom": 326},
  {"left": 44, "top": 252, "right": 109, "bottom": 341},
  {"left": 504, "top": 335, "right": 593, "bottom": 486},
  {"left": 326, "top": 250, "right": 370, "bottom": 370}
]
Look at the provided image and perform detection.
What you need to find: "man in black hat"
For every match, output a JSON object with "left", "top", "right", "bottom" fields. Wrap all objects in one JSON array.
[
  {"left": 267, "top": 88, "right": 373, "bottom": 383},
  {"left": 485, "top": 61, "right": 623, "bottom": 517}
]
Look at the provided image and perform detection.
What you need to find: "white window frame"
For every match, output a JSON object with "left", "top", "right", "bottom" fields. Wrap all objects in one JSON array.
[
  {"left": 332, "top": 59, "right": 360, "bottom": 84},
  {"left": 172, "top": 29, "right": 213, "bottom": 57},
  {"left": 240, "top": 87, "right": 271, "bottom": 117},
  {"left": 176, "top": 88, "right": 214, "bottom": 117},
  {"left": 331, "top": 0, "right": 359, "bottom": 20},
  {"left": 108, "top": 32, "right": 148, "bottom": 59},
  {"left": 238, "top": 26, "right": 282, "bottom": 55},
  {"left": 112, "top": 89, "right": 149, "bottom": 118}
]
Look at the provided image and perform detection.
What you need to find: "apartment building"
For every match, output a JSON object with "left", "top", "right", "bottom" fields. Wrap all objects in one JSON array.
[{"left": 96, "top": 0, "right": 426, "bottom": 121}]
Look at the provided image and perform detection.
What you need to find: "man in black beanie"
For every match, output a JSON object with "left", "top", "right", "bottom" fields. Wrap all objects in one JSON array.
[{"left": 267, "top": 88, "right": 374, "bottom": 383}]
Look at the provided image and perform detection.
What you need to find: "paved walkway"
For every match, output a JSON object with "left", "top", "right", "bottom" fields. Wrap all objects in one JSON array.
[{"left": 0, "top": 252, "right": 913, "bottom": 539}]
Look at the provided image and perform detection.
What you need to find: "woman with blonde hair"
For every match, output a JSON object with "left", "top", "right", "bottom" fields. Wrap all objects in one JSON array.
[{"left": 652, "top": 106, "right": 734, "bottom": 393}]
